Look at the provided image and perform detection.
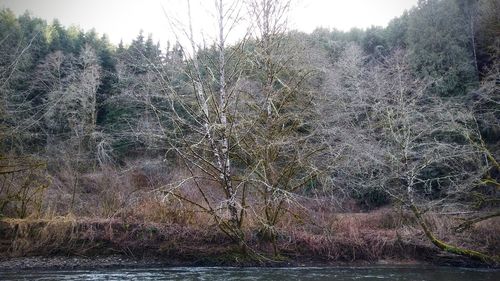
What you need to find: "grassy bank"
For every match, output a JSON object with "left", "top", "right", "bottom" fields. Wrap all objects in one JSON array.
[{"left": 1, "top": 209, "right": 498, "bottom": 268}]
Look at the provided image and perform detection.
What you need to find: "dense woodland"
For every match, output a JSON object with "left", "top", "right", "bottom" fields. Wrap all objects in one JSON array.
[{"left": 0, "top": 0, "right": 499, "bottom": 263}]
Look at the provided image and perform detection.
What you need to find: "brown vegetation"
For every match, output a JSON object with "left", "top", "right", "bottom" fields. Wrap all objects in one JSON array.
[
  {"left": 1, "top": 156, "right": 498, "bottom": 266},
  {"left": 1, "top": 179, "right": 498, "bottom": 266}
]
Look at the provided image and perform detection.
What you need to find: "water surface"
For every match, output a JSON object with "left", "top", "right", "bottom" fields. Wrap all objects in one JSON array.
[{"left": 1, "top": 266, "right": 498, "bottom": 280}]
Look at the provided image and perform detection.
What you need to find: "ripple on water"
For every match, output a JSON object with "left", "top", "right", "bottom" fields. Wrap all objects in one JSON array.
[{"left": 0, "top": 266, "right": 499, "bottom": 281}]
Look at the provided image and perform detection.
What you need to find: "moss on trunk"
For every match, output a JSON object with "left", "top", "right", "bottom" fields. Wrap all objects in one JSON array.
[{"left": 410, "top": 204, "right": 499, "bottom": 265}]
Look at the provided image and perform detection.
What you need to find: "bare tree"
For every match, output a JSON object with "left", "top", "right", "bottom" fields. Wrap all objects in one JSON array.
[
  {"left": 328, "top": 47, "right": 498, "bottom": 263},
  {"left": 234, "top": 0, "right": 329, "bottom": 255},
  {"left": 124, "top": 0, "right": 252, "bottom": 248},
  {"left": 320, "top": 43, "right": 385, "bottom": 206},
  {"left": 0, "top": 31, "right": 49, "bottom": 218},
  {"left": 38, "top": 44, "right": 103, "bottom": 212},
  {"left": 454, "top": 43, "right": 500, "bottom": 233},
  {"left": 126, "top": 1, "right": 325, "bottom": 255}
]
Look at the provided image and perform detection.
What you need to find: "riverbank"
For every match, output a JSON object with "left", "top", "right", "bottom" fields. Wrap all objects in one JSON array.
[
  {"left": 1, "top": 211, "right": 498, "bottom": 270},
  {"left": 0, "top": 254, "right": 493, "bottom": 271},
  {"left": 0, "top": 255, "right": 459, "bottom": 271}
]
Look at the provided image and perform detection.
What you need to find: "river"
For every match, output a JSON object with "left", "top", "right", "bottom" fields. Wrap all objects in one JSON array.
[{"left": 0, "top": 266, "right": 498, "bottom": 280}]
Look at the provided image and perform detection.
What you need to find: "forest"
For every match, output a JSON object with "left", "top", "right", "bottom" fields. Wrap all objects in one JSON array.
[{"left": 0, "top": 0, "right": 499, "bottom": 266}]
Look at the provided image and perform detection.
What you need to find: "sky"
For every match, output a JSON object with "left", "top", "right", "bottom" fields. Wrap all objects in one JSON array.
[{"left": 0, "top": 0, "right": 419, "bottom": 47}]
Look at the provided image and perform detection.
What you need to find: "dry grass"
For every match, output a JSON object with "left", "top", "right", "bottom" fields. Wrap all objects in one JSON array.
[
  {"left": 1, "top": 207, "right": 498, "bottom": 264},
  {"left": 2, "top": 159, "right": 498, "bottom": 264},
  {"left": 0, "top": 216, "right": 230, "bottom": 258},
  {"left": 419, "top": 213, "right": 500, "bottom": 255},
  {"left": 269, "top": 207, "right": 414, "bottom": 261}
]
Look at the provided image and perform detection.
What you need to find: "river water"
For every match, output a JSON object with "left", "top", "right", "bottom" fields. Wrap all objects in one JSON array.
[{"left": 0, "top": 266, "right": 498, "bottom": 280}]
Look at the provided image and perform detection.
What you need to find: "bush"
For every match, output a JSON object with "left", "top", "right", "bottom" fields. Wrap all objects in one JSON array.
[
  {"left": 0, "top": 156, "right": 50, "bottom": 218},
  {"left": 353, "top": 188, "right": 391, "bottom": 210}
]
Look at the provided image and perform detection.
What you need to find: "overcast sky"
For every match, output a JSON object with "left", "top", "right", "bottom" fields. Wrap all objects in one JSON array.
[{"left": 0, "top": 0, "right": 418, "bottom": 47}]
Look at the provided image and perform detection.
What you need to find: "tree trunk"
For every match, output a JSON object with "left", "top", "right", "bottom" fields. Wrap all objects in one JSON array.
[{"left": 410, "top": 204, "right": 499, "bottom": 265}]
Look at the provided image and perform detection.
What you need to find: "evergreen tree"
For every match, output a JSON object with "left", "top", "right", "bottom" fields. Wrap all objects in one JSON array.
[{"left": 407, "top": 0, "right": 478, "bottom": 96}]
